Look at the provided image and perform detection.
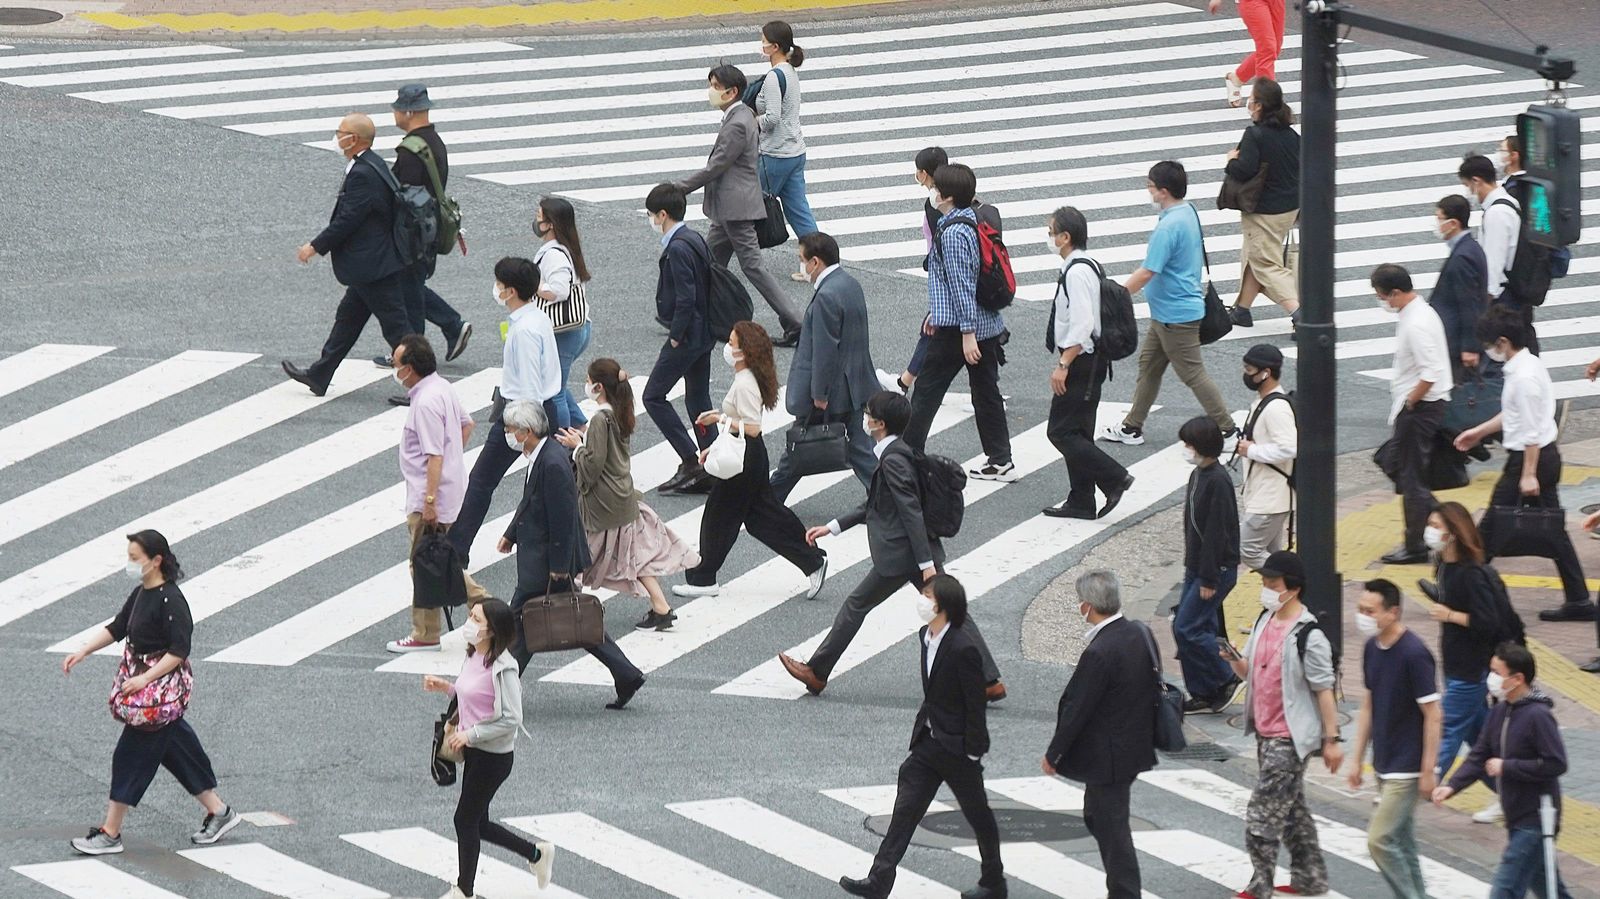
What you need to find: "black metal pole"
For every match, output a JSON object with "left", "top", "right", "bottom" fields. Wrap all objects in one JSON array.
[{"left": 1297, "top": 2, "right": 1341, "bottom": 653}]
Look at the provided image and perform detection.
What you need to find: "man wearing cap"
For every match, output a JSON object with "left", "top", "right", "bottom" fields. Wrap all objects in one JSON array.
[
  {"left": 1235, "top": 344, "right": 1297, "bottom": 571},
  {"left": 383, "top": 83, "right": 472, "bottom": 398}
]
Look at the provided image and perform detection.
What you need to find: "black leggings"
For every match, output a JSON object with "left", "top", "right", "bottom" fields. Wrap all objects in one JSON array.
[{"left": 456, "top": 747, "right": 538, "bottom": 895}]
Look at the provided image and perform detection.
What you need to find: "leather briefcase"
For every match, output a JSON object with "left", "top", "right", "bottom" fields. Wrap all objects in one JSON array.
[
  {"left": 784, "top": 410, "right": 850, "bottom": 477},
  {"left": 1483, "top": 500, "right": 1570, "bottom": 561},
  {"left": 520, "top": 583, "right": 605, "bottom": 653}
]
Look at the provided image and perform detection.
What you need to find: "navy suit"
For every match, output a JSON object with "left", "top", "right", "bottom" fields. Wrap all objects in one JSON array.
[
  {"left": 1431, "top": 233, "right": 1489, "bottom": 369},
  {"left": 304, "top": 150, "right": 410, "bottom": 389},
  {"left": 504, "top": 440, "right": 641, "bottom": 688},
  {"left": 645, "top": 226, "right": 716, "bottom": 465}
]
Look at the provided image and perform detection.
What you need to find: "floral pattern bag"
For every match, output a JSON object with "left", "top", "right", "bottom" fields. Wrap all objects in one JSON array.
[{"left": 109, "top": 644, "right": 193, "bottom": 731}]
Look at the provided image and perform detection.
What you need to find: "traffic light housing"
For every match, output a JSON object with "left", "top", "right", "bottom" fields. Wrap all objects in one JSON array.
[{"left": 1516, "top": 105, "right": 1583, "bottom": 247}]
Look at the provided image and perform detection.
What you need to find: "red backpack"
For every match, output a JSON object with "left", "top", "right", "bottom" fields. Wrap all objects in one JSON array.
[{"left": 935, "top": 209, "right": 1016, "bottom": 312}]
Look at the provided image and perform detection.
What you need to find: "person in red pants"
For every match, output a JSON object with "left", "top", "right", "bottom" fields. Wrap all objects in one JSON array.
[{"left": 1210, "top": 0, "right": 1287, "bottom": 107}]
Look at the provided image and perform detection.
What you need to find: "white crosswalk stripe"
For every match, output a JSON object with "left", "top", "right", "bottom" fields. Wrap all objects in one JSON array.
[
  {"left": 0, "top": 343, "right": 112, "bottom": 399},
  {"left": 177, "top": 843, "right": 389, "bottom": 899}
]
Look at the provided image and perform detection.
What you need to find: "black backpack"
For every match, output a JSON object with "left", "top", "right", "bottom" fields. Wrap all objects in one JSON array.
[
  {"left": 1050, "top": 256, "right": 1138, "bottom": 361},
  {"left": 363, "top": 154, "right": 438, "bottom": 267},
  {"left": 1238, "top": 391, "right": 1296, "bottom": 487},
  {"left": 914, "top": 449, "right": 967, "bottom": 539},
  {"left": 1292, "top": 615, "right": 1343, "bottom": 700},
  {"left": 1490, "top": 196, "right": 1557, "bottom": 307},
  {"left": 1482, "top": 564, "right": 1528, "bottom": 646},
  {"left": 683, "top": 233, "right": 754, "bottom": 342},
  {"left": 739, "top": 67, "right": 786, "bottom": 110}
]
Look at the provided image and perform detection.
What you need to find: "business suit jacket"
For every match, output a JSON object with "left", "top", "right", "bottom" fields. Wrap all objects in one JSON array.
[
  {"left": 1431, "top": 233, "right": 1489, "bottom": 363},
  {"left": 503, "top": 440, "right": 592, "bottom": 601},
  {"left": 786, "top": 267, "right": 879, "bottom": 416},
  {"left": 310, "top": 149, "right": 404, "bottom": 287},
  {"left": 678, "top": 104, "right": 765, "bottom": 223},
  {"left": 838, "top": 438, "right": 940, "bottom": 575},
  {"left": 913, "top": 622, "right": 991, "bottom": 758},
  {"left": 1046, "top": 617, "right": 1159, "bottom": 785},
  {"left": 655, "top": 227, "right": 714, "bottom": 349}
]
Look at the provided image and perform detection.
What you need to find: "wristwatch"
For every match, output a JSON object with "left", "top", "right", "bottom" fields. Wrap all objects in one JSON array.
[
  {"left": 425, "top": 494, "right": 436, "bottom": 504},
  {"left": 1323, "top": 735, "right": 1344, "bottom": 743}
]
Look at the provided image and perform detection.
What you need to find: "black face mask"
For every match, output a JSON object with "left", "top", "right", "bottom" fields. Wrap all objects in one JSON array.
[{"left": 1243, "top": 370, "right": 1266, "bottom": 392}]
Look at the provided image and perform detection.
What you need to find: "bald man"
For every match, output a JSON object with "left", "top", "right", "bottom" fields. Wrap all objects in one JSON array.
[{"left": 282, "top": 112, "right": 411, "bottom": 397}]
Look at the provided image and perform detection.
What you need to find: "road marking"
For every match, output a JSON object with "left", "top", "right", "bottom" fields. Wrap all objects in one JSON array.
[
  {"left": 177, "top": 843, "right": 388, "bottom": 899},
  {"left": 954, "top": 842, "right": 1166, "bottom": 899},
  {"left": 822, "top": 784, "right": 952, "bottom": 816},
  {"left": 12, "top": 861, "right": 186, "bottom": 899},
  {"left": 1293, "top": 314, "right": 1600, "bottom": 361},
  {"left": 341, "top": 826, "right": 588, "bottom": 899},
  {"left": 0, "top": 343, "right": 113, "bottom": 399},
  {"left": 985, "top": 776, "right": 1085, "bottom": 811},
  {"left": 0, "top": 45, "right": 238, "bottom": 71},
  {"left": 1133, "top": 829, "right": 1355, "bottom": 899}
]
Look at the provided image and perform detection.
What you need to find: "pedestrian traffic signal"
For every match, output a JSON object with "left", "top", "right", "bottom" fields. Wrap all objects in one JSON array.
[{"left": 1516, "top": 105, "right": 1582, "bottom": 247}]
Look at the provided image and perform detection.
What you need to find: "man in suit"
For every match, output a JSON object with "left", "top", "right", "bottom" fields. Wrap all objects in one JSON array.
[
  {"left": 676, "top": 64, "right": 803, "bottom": 347},
  {"left": 495, "top": 401, "right": 646, "bottom": 711},
  {"left": 769, "top": 232, "right": 880, "bottom": 501},
  {"left": 1043, "top": 570, "right": 1158, "bottom": 899},
  {"left": 1430, "top": 194, "right": 1490, "bottom": 378},
  {"left": 839, "top": 575, "right": 1007, "bottom": 899},
  {"left": 283, "top": 112, "right": 410, "bottom": 397},
  {"left": 779, "top": 391, "right": 1004, "bottom": 698},
  {"left": 643, "top": 183, "right": 718, "bottom": 495}
]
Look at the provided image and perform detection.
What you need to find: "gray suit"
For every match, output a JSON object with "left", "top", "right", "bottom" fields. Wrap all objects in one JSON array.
[
  {"left": 771, "top": 266, "right": 879, "bottom": 500},
  {"left": 804, "top": 438, "right": 1000, "bottom": 683},
  {"left": 677, "top": 103, "right": 801, "bottom": 334}
]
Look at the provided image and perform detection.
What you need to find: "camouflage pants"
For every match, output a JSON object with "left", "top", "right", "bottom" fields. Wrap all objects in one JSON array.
[{"left": 1244, "top": 736, "right": 1328, "bottom": 899}]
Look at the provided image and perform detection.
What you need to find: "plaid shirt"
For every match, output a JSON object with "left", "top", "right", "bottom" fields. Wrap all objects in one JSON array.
[{"left": 927, "top": 206, "right": 1004, "bottom": 340}]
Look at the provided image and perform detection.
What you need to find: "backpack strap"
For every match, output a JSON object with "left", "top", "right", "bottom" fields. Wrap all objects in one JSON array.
[
  {"left": 773, "top": 66, "right": 787, "bottom": 97},
  {"left": 360, "top": 151, "right": 403, "bottom": 195},
  {"left": 399, "top": 134, "right": 447, "bottom": 200}
]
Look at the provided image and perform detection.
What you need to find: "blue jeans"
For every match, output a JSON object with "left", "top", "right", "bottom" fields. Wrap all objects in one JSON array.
[
  {"left": 1491, "top": 826, "right": 1573, "bottom": 899},
  {"left": 553, "top": 321, "right": 592, "bottom": 427},
  {"left": 759, "top": 153, "right": 818, "bottom": 237},
  {"left": 1438, "top": 674, "right": 1492, "bottom": 787},
  {"left": 1173, "top": 566, "right": 1239, "bottom": 701}
]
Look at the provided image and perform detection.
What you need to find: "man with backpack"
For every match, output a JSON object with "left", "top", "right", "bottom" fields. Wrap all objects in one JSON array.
[
  {"left": 1475, "top": 148, "right": 1563, "bottom": 353},
  {"left": 643, "top": 183, "right": 718, "bottom": 495},
  {"left": 903, "top": 163, "right": 1015, "bottom": 481},
  {"left": 1235, "top": 344, "right": 1297, "bottom": 570},
  {"left": 1043, "top": 206, "right": 1134, "bottom": 519},
  {"left": 779, "top": 391, "right": 1004, "bottom": 700}
]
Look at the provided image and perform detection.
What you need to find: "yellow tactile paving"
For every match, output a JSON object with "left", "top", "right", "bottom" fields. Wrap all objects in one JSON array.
[
  {"left": 1442, "top": 780, "right": 1600, "bottom": 862},
  {"left": 82, "top": 0, "right": 922, "bottom": 33}
]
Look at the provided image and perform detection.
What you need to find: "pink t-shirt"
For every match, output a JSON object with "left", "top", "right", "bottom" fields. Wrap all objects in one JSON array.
[
  {"left": 452, "top": 654, "right": 497, "bottom": 735},
  {"left": 1251, "top": 615, "right": 1293, "bottom": 738}
]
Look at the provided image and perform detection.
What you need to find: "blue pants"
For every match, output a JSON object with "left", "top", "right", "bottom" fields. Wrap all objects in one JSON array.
[
  {"left": 643, "top": 339, "right": 714, "bottom": 465},
  {"left": 1173, "top": 566, "right": 1239, "bottom": 701},
  {"left": 110, "top": 718, "right": 218, "bottom": 807},
  {"left": 1491, "top": 826, "right": 1573, "bottom": 899},
  {"left": 768, "top": 405, "right": 877, "bottom": 502},
  {"left": 1438, "top": 674, "right": 1492, "bottom": 787},
  {"left": 553, "top": 321, "right": 592, "bottom": 427},
  {"left": 759, "top": 153, "right": 817, "bottom": 237}
]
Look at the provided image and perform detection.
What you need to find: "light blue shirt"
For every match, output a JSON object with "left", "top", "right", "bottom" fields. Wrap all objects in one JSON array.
[
  {"left": 1141, "top": 203, "right": 1207, "bottom": 324},
  {"left": 660, "top": 221, "right": 686, "bottom": 249},
  {"left": 501, "top": 302, "right": 562, "bottom": 403}
]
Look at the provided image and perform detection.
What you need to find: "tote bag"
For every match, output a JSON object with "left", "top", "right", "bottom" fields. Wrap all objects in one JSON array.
[{"left": 703, "top": 420, "right": 748, "bottom": 479}]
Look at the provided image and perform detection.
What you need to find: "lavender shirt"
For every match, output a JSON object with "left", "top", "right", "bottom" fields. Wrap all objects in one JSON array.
[
  {"left": 400, "top": 372, "right": 471, "bottom": 521},
  {"left": 451, "top": 653, "right": 496, "bottom": 733}
]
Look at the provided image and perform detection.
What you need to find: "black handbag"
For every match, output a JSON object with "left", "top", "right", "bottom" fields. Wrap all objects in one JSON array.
[
  {"left": 754, "top": 161, "right": 789, "bottom": 250},
  {"left": 783, "top": 409, "right": 850, "bottom": 477},
  {"left": 1139, "top": 622, "right": 1187, "bottom": 753},
  {"left": 1483, "top": 499, "right": 1570, "bottom": 560},
  {"left": 1445, "top": 364, "right": 1504, "bottom": 433},
  {"left": 430, "top": 698, "right": 458, "bottom": 786},
  {"left": 411, "top": 523, "right": 468, "bottom": 611}
]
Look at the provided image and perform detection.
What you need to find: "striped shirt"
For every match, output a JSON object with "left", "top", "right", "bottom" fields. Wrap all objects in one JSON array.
[
  {"left": 928, "top": 206, "right": 1005, "bottom": 340},
  {"left": 754, "top": 62, "right": 805, "bottom": 158}
]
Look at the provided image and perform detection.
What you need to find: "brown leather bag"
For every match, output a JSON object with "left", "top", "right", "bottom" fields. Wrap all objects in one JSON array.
[
  {"left": 519, "top": 579, "right": 605, "bottom": 653},
  {"left": 1217, "top": 160, "right": 1270, "bottom": 213}
]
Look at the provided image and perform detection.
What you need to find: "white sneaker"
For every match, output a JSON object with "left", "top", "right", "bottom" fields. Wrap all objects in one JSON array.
[
  {"left": 1099, "top": 423, "right": 1145, "bottom": 445},
  {"left": 806, "top": 556, "right": 829, "bottom": 600},
  {"left": 671, "top": 583, "right": 720, "bottom": 598},
  {"left": 1472, "top": 801, "right": 1504, "bottom": 824},
  {"left": 530, "top": 841, "right": 555, "bottom": 889},
  {"left": 439, "top": 886, "right": 473, "bottom": 899},
  {"left": 876, "top": 368, "right": 905, "bottom": 394},
  {"left": 1220, "top": 428, "right": 1241, "bottom": 456},
  {"left": 969, "top": 461, "right": 1016, "bottom": 482}
]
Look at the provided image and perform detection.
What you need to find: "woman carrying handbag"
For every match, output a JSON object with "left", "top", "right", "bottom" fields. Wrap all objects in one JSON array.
[
  {"left": 554, "top": 358, "right": 700, "bottom": 631},
  {"left": 1221, "top": 78, "right": 1301, "bottom": 328},
  {"left": 674, "top": 322, "right": 828, "bottom": 599},
  {"left": 423, "top": 598, "right": 555, "bottom": 898},
  {"left": 61, "top": 530, "right": 241, "bottom": 856},
  {"left": 533, "top": 197, "right": 593, "bottom": 430}
]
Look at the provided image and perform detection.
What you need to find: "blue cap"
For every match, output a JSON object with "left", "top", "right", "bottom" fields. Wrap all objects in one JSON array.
[{"left": 392, "top": 84, "right": 434, "bottom": 111}]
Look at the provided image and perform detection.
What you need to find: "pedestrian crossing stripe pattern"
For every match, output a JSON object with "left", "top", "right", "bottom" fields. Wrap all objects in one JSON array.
[{"left": 9, "top": 771, "right": 1494, "bottom": 898}]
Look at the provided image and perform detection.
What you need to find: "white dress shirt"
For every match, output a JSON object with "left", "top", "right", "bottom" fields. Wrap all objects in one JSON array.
[
  {"left": 1479, "top": 186, "right": 1521, "bottom": 297},
  {"left": 502, "top": 302, "right": 563, "bottom": 403},
  {"left": 1499, "top": 348, "right": 1559, "bottom": 450},
  {"left": 1084, "top": 611, "right": 1123, "bottom": 644},
  {"left": 1389, "top": 299, "right": 1453, "bottom": 423},
  {"left": 812, "top": 263, "right": 841, "bottom": 292},
  {"left": 1053, "top": 250, "right": 1101, "bottom": 354},
  {"left": 923, "top": 620, "right": 948, "bottom": 677}
]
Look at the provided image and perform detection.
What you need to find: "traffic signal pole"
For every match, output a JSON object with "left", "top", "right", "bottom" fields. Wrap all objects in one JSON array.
[{"left": 1296, "top": 1, "right": 1575, "bottom": 654}]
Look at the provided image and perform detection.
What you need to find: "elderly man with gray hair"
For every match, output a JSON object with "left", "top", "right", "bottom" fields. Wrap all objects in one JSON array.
[
  {"left": 496, "top": 401, "right": 646, "bottom": 710},
  {"left": 1043, "top": 570, "right": 1160, "bottom": 899}
]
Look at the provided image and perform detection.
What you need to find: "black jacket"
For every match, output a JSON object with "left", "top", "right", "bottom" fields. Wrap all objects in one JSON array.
[
  {"left": 912, "top": 622, "right": 990, "bottom": 758},
  {"left": 1437, "top": 561, "right": 1502, "bottom": 681},
  {"left": 1184, "top": 461, "right": 1240, "bottom": 586},
  {"left": 655, "top": 226, "right": 713, "bottom": 349},
  {"left": 1447, "top": 691, "right": 1568, "bottom": 833},
  {"left": 1225, "top": 121, "right": 1300, "bottom": 216},
  {"left": 311, "top": 150, "right": 404, "bottom": 286},
  {"left": 838, "top": 438, "right": 940, "bottom": 575},
  {"left": 504, "top": 440, "right": 592, "bottom": 603},
  {"left": 1046, "top": 617, "right": 1159, "bottom": 784},
  {"left": 393, "top": 124, "right": 449, "bottom": 195},
  {"left": 1432, "top": 234, "right": 1489, "bottom": 363}
]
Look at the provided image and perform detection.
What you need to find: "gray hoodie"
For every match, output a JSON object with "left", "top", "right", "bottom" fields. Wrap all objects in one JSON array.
[
  {"left": 462, "top": 652, "right": 525, "bottom": 755},
  {"left": 1242, "top": 606, "right": 1337, "bottom": 760}
]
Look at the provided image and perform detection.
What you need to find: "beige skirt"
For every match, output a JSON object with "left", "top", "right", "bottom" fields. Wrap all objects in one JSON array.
[
  {"left": 584, "top": 501, "right": 700, "bottom": 597},
  {"left": 1240, "top": 208, "right": 1299, "bottom": 305}
]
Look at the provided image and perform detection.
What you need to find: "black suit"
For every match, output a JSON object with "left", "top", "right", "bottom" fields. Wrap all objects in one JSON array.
[
  {"left": 504, "top": 440, "right": 642, "bottom": 688},
  {"left": 864, "top": 622, "right": 1005, "bottom": 896},
  {"left": 1046, "top": 616, "right": 1159, "bottom": 899},
  {"left": 805, "top": 438, "right": 1000, "bottom": 684},
  {"left": 644, "top": 226, "right": 716, "bottom": 465},
  {"left": 304, "top": 150, "right": 410, "bottom": 389},
  {"left": 1431, "top": 233, "right": 1489, "bottom": 369}
]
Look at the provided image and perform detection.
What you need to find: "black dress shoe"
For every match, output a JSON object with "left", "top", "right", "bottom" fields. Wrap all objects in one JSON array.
[
  {"left": 1418, "top": 578, "right": 1440, "bottom": 603},
  {"left": 773, "top": 328, "right": 802, "bottom": 348},
  {"left": 387, "top": 396, "right": 411, "bottom": 407},
  {"left": 1380, "top": 547, "right": 1430, "bottom": 565},
  {"left": 606, "top": 676, "right": 645, "bottom": 710},
  {"left": 1098, "top": 473, "right": 1136, "bottom": 518},
  {"left": 838, "top": 876, "right": 884, "bottom": 898},
  {"left": 674, "top": 467, "right": 716, "bottom": 494},
  {"left": 281, "top": 361, "right": 327, "bottom": 397},
  {"left": 657, "top": 462, "right": 701, "bottom": 494},
  {"left": 372, "top": 354, "right": 393, "bottom": 368},
  {"left": 1043, "top": 504, "right": 1096, "bottom": 520},
  {"left": 1581, "top": 656, "right": 1600, "bottom": 673},
  {"left": 1539, "top": 602, "right": 1598, "bottom": 623},
  {"left": 960, "top": 883, "right": 1008, "bottom": 899}
]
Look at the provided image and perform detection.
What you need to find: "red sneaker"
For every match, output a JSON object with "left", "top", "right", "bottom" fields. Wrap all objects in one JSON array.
[{"left": 386, "top": 636, "right": 439, "bottom": 653}]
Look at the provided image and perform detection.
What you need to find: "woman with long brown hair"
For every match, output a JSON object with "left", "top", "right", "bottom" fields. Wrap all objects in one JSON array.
[
  {"left": 554, "top": 358, "right": 700, "bottom": 631},
  {"left": 674, "top": 322, "right": 828, "bottom": 598},
  {"left": 534, "top": 196, "right": 594, "bottom": 429}
]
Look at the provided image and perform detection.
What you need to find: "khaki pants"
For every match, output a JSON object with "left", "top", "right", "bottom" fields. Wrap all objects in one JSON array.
[
  {"left": 407, "top": 512, "right": 489, "bottom": 643},
  {"left": 1240, "top": 209, "right": 1299, "bottom": 307},
  {"left": 1124, "top": 320, "right": 1233, "bottom": 433},
  {"left": 1240, "top": 511, "right": 1291, "bottom": 571}
]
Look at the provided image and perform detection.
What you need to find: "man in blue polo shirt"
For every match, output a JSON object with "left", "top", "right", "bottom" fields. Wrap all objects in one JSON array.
[
  {"left": 1101, "top": 161, "right": 1237, "bottom": 447},
  {"left": 1345, "top": 578, "right": 1441, "bottom": 899}
]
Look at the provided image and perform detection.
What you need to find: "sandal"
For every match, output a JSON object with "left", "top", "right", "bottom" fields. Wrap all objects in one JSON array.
[{"left": 1225, "top": 71, "right": 1244, "bottom": 107}]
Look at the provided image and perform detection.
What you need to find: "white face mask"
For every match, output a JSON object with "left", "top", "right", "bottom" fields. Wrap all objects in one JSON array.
[
  {"left": 392, "top": 369, "right": 408, "bottom": 387},
  {"left": 707, "top": 86, "right": 727, "bottom": 108},
  {"left": 1356, "top": 612, "right": 1380, "bottom": 637},
  {"left": 723, "top": 344, "right": 741, "bottom": 367},
  {"left": 1149, "top": 192, "right": 1164, "bottom": 211},
  {"left": 493, "top": 284, "right": 508, "bottom": 307},
  {"left": 1486, "top": 671, "right": 1508, "bottom": 700},
  {"left": 1181, "top": 446, "right": 1198, "bottom": 466},
  {"left": 928, "top": 187, "right": 941, "bottom": 206},
  {"left": 1423, "top": 526, "right": 1447, "bottom": 551},
  {"left": 125, "top": 560, "right": 148, "bottom": 581},
  {"left": 461, "top": 619, "right": 483, "bottom": 645},
  {"left": 1259, "top": 587, "right": 1285, "bottom": 613},
  {"left": 1433, "top": 220, "right": 1451, "bottom": 240},
  {"left": 585, "top": 382, "right": 603, "bottom": 402},
  {"left": 504, "top": 431, "right": 523, "bottom": 450},
  {"left": 915, "top": 595, "right": 937, "bottom": 624},
  {"left": 1079, "top": 603, "right": 1093, "bottom": 625},
  {"left": 1486, "top": 345, "right": 1509, "bottom": 364},
  {"left": 1377, "top": 295, "right": 1400, "bottom": 313}
]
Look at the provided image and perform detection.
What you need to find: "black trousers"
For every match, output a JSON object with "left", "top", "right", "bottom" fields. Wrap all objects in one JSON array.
[
  {"left": 455, "top": 748, "right": 538, "bottom": 896},
  {"left": 808, "top": 568, "right": 1002, "bottom": 684},
  {"left": 109, "top": 718, "right": 218, "bottom": 807},
  {"left": 1085, "top": 780, "right": 1141, "bottom": 899},
  {"left": 1047, "top": 353, "right": 1128, "bottom": 512},
  {"left": 686, "top": 436, "right": 823, "bottom": 586},
  {"left": 868, "top": 738, "right": 1005, "bottom": 894},
  {"left": 643, "top": 338, "right": 714, "bottom": 464},
  {"left": 450, "top": 406, "right": 561, "bottom": 564},
  {"left": 509, "top": 586, "right": 643, "bottom": 689},
  {"left": 905, "top": 328, "right": 1011, "bottom": 466},
  {"left": 1480, "top": 444, "right": 1593, "bottom": 608},
  {"left": 305, "top": 270, "right": 411, "bottom": 389},
  {"left": 402, "top": 263, "right": 466, "bottom": 342},
  {"left": 1390, "top": 399, "right": 1446, "bottom": 553}
]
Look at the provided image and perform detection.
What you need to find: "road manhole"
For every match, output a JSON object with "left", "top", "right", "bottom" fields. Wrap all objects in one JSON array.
[
  {"left": 0, "top": 7, "right": 64, "bottom": 25},
  {"left": 862, "top": 801, "right": 1149, "bottom": 849}
]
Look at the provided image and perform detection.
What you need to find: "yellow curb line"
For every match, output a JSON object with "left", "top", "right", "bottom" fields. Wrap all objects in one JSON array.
[
  {"left": 1442, "top": 780, "right": 1600, "bottom": 861},
  {"left": 82, "top": 0, "right": 923, "bottom": 33},
  {"left": 1502, "top": 573, "right": 1600, "bottom": 592}
]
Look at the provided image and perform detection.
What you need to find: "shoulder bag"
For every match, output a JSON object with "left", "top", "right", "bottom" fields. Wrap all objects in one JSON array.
[
  {"left": 536, "top": 244, "right": 590, "bottom": 333},
  {"left": 755, "top": 157, "right": 790, "bottom": 250},
  {"left": 1137, "top": 621, "right": 1188, "bottom": 752},
  {"left": 1217, "top": 127, "right": 1270, "bottom": 212},
  {"left": 431, "top": 697, "right": 460, "bottom": 785},
  {"left": 109, "top": 645, "right": 194, "bottom": 733},
  {"left": 1192, "top": 205, "right": 1232, "bottom": 344}
]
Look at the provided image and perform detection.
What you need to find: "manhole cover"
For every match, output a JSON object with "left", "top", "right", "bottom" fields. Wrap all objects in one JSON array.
[
  {"left": 1160, "top": 741, "right": 1233, "bottom": 762},
  {"left": 0, "top": 7, "right": 63, "bottom": 25},
  {"left": 865, "top": 803, "right": 1094, "bottom": 847}
]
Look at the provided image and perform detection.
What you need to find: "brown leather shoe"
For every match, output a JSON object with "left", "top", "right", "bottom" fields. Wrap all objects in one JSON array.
[
  {"left": 779, "top": 653, "right": 826, "bottom": 695},
  {"left": 985, "top": 682, "right": 1007, "bottom": 703}
]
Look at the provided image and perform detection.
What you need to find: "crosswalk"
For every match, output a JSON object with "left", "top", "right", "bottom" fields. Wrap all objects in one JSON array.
[{"left": 8, "top": 771, "right": 1495, "bottom": 898}]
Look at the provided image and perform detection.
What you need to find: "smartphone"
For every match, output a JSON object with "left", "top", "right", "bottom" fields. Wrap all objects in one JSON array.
[{"left": 1216, "top": 636, "right": 1242, "bottom": 661}]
